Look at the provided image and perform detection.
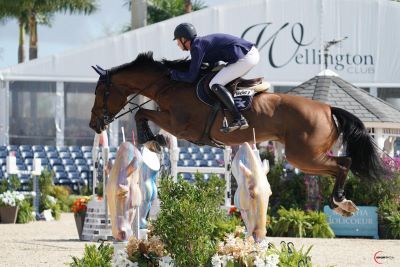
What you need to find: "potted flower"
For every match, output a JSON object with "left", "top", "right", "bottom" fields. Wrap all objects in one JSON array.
[
  {"left": 71, "top": 196, "right": 90, "bottom": 240},
  {"left": 0, "top": 190, "right": 25, "bottom": 223}
]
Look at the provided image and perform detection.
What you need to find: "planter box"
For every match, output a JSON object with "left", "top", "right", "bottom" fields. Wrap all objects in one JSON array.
[
  {"left": 324, "top": 205, "right": 378, "bottom": 239},
  {"left": 74, "top": 212, "right": 86, "bottom": 240},
  {"left": 0, "top": 206, "right": 19, "bottom": 224}
]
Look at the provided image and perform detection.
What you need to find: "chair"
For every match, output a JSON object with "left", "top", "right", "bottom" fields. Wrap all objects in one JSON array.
[
  {"left": 44, "top": 145, "right": 57, "bottom": 152},
  {"left": 21, "top": 151, "right": 34, "bottom": 159},
  {"left": 187, "top": 146, "right": 200, "bottom": 153},
  {"left": 74, "top": 158, "right": 87, "bottom": 165},
  {"left": 17, "top": 164, "right": 27, "bottom": 171},
  {"left": 67, "top": 172, "right": 80, "bottom": 179},
  {"left": 199, "top": 146, "right": 212, "bottom": 153},
  {"left": 38, "top": 158, "right": 49, "bottom": 166},
  {"left": 179, "top": 152, "right": 191, "bottom": 160},
  {"left": 179, "top": 147, "right": 188, "bottom": 153},
  {"left": 62, "top": 158, "right": 74, "bottom": 166},
  {"left": 0, "top": 145, "right": 6, "bottom": 151},
  {"left": 49, "top": 158, "right": 62, "bottom": 166},
  {"left": 183, "top": 159, "right": 196, "bottom": 167},
  {"left": 24, "top": 158, "right": 34, "bottom": 166},
  {"left": 81, "top": 146, "right": 92, "bottom": 153},
  {"left": 7, "top": 145, "right": 19, "bottom": 152},
  {"left": 191, "top": 152, "right": 204, "bottom": 160},
  {"left": 71, "top": 151, "right": 83, "bottom": 159},
  {"left": 33, "top": 151, "right": 47, "bottom": 159},
  {"left": 83, "top": 152, "right": 92, "bottom": 159},
  {"left": 53, "top": 165, "right": 65, "bottom": 172},
  {"left": 19, "top": 145, "right": 32, "bottom": 153},
  {"left": 179, "top": 172, "right": 193, "bottom": 181},
  {"left": 203, "top": 153, "right": 215, "bottom": 160},
  {"left": 196, "top": 160, "right": 208, "bottom": 167},
  {"left": 55, "top": 171, "right": 68, "bottom": 180},
  {"left": 65, "top": 165, "right": 77, "bottom": 173},
  {"left": 59, "top": 152, "right": 72, "bottom": 159},
  {"left": 32, "top": 145, "right": 45, "bottom": 152},
  {"left": 46, "top": 151, "right": 59, "bottom": 159},
  {"left": 77, "top": 165, "right": 90, "bottom": 173},
  {"left": 0, "top": 151, "right": 7, "bottom": 158},
  {"left": 69, "top": 146, "right": 81, "bottom": 153},
  {"left": 109, "top": 147, "right": 118, "bottom": 153},
  {"left": 57, "top": 146, "right": 69, "bottom": 153}
]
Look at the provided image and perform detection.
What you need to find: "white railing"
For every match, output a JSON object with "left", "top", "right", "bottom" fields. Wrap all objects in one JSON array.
[{"left": 169, "top": 135, "right": 232, "bottom": 207}]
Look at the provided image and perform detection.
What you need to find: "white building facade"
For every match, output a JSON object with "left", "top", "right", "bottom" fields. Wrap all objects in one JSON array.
[{"left": 0, "top": 0, "right": 399, "bottom": 148}]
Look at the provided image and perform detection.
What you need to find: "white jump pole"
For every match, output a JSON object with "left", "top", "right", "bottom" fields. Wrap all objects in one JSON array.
[
  {"left": 170, "top": 136, "right": 179, "bottom": 182},
  {"left": 92, "top": 134, "right": 100, "bottom": 196},
  {"left": 101, "top": 131, "right": 109, "bottom": 227},
  {"left": 224, "top": 146, "right": 232, "bottom": 208}
]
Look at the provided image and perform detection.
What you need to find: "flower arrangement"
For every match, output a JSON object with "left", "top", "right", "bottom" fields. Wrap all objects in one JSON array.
[
  {"left": 70, "top": 196, "right": 90, "bottom": 215},
  {"left": 0, "top": 190, "right": 24, "bottom": 207},
  {"left": 228, "top": 206, "right": 242, "bottom": 219}
]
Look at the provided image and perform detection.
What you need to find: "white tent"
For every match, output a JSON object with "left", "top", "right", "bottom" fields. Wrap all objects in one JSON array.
[{"left": 1, "top": 0, "right": 400, "bottom": 146}]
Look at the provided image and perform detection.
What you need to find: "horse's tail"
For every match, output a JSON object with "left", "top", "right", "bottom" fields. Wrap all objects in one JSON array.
[{"left": 331, "top": 106, "right": 387, "bottom": 180}]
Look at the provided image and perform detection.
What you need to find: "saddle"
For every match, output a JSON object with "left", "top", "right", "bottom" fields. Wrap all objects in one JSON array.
[
  {"left": 194, "top": 70, "right": 270, "bottom": 147},
  {"left": 196, "top": 73, "right": 270, "bottom": 111}
]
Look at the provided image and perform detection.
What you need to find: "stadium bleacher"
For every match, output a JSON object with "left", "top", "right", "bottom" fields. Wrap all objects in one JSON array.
[{"left": 0, "top": 143, "right": 225, "bottom": 190}]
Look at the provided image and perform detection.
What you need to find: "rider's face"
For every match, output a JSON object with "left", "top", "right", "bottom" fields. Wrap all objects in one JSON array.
[{"left": 177, "top": 39, "right": 185, "bottom": 50}]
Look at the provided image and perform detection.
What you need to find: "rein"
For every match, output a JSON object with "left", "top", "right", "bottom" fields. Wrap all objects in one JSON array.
[{"left": 96, "top": 70, "right": 167, "bottom": 125}]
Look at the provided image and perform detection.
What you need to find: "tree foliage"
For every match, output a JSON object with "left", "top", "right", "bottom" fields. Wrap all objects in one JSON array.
[{"left": 0, "top": 0, "right": 97, "bottom": 62}]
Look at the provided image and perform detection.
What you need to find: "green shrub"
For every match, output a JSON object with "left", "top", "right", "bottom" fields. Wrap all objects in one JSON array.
[
  {"left": 306, "top": 210, "right": 335, "bottom": 238},
  {"left": 69, "top": 242, "right": 113, "bottom": 267},
  {"left": 51, "top": 185, "right": 71, "bottom": 212},
  {"left": 267, "top": 162, "right": 307, "bottom": 214},
  {"left": 271, "top": 207, "right": 311, "bottom": 237},
  {"left": 154, "top": 173, "right": 227, "bottom": 266},
  {"left": 17, "top": 198, "right": 35, "bottom": 224},
  {"left": 378, "top": 196, "right": 400, "bottom": 239},
  {"left": 385, "top": 213, "right": 400, "bottom": 239},
  {"left": 275, "top": 242, "right": 313, "bottom": 267},
  {"left": 0, "top": 175, "right": 22, "bottom": 193},
  {"left": 270, "top": 207, "right": 334, "bottom": 238}
]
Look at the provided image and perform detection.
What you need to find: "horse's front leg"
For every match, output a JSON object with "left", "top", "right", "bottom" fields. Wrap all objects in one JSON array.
[{"left": 135, "top": 109, "right": 171, "bottom": 146}]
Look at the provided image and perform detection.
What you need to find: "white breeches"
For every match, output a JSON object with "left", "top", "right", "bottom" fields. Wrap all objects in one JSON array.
[{"left": 209, "top": 46, "right": 260, "bottom": 87}]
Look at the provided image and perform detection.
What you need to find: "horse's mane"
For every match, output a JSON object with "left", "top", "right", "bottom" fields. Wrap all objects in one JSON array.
[{"left": 110, "top": 51, "right": 191, "bottom": 73}]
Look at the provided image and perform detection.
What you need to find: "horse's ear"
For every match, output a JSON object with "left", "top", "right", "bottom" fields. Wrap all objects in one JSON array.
[
  {"left": 96, "top": 65, "right": 106, "bottom": 72},
  {"left": 91, "top": 65, "right": 106, "bottom": 76}
]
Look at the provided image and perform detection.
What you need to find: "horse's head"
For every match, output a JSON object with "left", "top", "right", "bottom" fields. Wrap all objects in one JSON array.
[{"left": 89, "top": 65, "right": 129, "bottom": 134}]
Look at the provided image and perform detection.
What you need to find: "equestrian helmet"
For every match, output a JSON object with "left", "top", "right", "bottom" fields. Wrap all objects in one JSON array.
[{"left": 173, "top": 23, "right": 197, "bottom": 41}]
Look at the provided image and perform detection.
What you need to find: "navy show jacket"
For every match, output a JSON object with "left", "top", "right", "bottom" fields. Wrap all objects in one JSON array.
[{"left": 170, "top": 33, "right": 254, "bottom": 83}]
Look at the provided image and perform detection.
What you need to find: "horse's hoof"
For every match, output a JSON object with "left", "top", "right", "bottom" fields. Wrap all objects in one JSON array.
[
  {"left": 145, "top": 141, "right": 162, "bottom": 153},
  {"left": 332, "top": 206, "right": 353, "bottom": 217},
  {"left": 333, "top": 198, "right": 359, "bottom": 213},
  {"left": 154, "top": 134, "right": 167, "bottom": 147}
]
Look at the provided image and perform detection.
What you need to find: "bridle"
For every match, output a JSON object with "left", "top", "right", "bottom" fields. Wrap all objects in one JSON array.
[{"left": 91, "top": 67, "right": 167, "bottom": 129}]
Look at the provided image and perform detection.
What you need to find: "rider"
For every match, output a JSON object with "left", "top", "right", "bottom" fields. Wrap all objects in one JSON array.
[{"left": 170, "top": 23, "right": 260, "bottom": 133}]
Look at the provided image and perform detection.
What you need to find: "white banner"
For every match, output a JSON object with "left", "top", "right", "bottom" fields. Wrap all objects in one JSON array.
[{"left": 1, "top": 0, "right": 399, "bottom": 86}]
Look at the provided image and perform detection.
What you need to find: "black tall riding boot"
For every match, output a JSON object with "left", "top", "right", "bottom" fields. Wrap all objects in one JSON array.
[{"left": 210, "top": 84, "right": 249, "bottom": 132}]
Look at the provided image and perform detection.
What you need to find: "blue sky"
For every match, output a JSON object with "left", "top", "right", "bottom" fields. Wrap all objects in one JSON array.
[{"left": 0, "top": 0, "right": 231, "bottom": 69}]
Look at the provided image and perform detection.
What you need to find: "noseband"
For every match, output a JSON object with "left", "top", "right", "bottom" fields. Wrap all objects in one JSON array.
[{"left": 92, "top": 69, "right": 167, "bottom": 129}]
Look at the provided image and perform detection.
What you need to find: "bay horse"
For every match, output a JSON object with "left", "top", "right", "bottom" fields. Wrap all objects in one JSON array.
[{"left": 89, "top": 52, "right": 386, "bottom": 217}]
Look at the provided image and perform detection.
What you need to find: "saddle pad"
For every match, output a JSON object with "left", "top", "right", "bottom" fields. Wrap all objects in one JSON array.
[{"left": 196, "top": 75, "right": 257, "bottom": 111}]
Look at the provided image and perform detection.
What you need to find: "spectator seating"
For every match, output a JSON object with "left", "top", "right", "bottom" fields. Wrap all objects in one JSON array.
[{"left": 0, "top": 142, "right": 227, "bottom": 190}]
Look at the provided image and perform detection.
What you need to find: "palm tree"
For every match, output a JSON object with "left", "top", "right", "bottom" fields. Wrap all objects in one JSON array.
[
  {"left": 0, "top": 0, "right": 97, "bottom": 62},
  {"left": 0, "top": 2, "right": 29, "bottom": 63},
  {"left": 27, "top": 0, "right": 98, "bottom": 60},
  {"left": 123, "top": 0, "right": 206, "bottom": 30}
]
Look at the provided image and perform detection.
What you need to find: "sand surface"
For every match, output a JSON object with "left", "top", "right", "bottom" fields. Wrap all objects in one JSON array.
[{"left": 0, "top": 213, "right": 399, "bottom": 267}]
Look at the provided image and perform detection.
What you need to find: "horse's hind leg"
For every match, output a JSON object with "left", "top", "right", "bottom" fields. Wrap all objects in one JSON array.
[
  {"left": 287, "top": 153, "right": 358, "bottom": 216},
  {"left": 328, "top": 156, "right": 359, "bottom": 215}
]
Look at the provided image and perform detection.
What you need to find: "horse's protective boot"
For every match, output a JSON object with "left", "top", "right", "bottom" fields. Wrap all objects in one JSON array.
[{"left": 210, "top": 84, "right": 249, "bottom": 133}]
